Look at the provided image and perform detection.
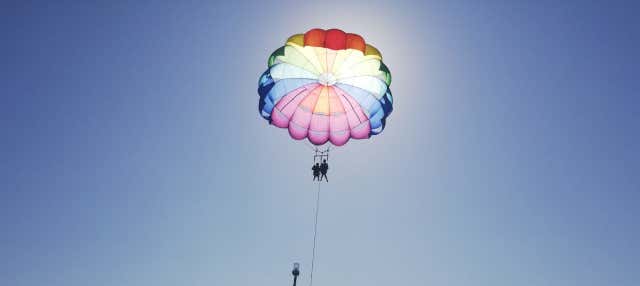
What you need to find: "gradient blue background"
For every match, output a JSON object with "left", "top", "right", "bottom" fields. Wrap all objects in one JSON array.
[{"left": 2, "top": 1, "right": 639, "bottom": 285}]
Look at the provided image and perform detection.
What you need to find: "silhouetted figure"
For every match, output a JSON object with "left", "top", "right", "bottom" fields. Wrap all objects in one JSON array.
[
  {"left": 320, "top": 160, "right": 328, "bottom": 182},
  {"left": 312, "top": 163, "right": 320, "bottom": 181}
]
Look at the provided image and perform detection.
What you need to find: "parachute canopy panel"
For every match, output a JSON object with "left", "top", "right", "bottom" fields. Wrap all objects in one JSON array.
[{"left": 258, "top": 28, "right": 394, "bottom": 146}]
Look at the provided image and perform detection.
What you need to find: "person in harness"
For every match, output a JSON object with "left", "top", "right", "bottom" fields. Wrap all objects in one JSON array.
[
  {"left": 312, "top": 163, "right": 321, "bottom": 181},
  {"left": 319, "top": 159, "right": 329, "bottom": 182}
]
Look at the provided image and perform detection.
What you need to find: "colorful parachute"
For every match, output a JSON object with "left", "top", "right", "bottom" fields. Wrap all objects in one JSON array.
[{"left": 258, "top": 28, "right": 393, "bottom": 146}]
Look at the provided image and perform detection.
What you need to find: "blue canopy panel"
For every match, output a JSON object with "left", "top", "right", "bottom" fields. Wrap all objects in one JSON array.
[
  {"left": 258, "top": 69, "right": 315, "bottom": 122},
  {"left": 334, "top": 83, "right": 392, "bottom": 136}
]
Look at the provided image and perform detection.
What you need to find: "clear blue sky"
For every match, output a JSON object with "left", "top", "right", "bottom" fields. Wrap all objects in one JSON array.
[{"left": 1, "top": 1, "right": 639, "bottom": 285}]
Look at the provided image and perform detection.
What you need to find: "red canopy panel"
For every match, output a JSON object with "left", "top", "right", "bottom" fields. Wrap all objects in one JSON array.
[{"left": 303, "top": 28, "right": 366, "bottom": 53}]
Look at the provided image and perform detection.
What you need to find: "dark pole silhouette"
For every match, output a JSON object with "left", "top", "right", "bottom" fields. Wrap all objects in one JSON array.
[{"left": 292, "top": 263, "right": 300, "bottom": 286}]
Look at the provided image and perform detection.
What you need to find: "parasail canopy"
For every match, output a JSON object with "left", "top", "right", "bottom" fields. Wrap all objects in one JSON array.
[{"left": 258, "top": 28, "right": 393, "bottom": 146}]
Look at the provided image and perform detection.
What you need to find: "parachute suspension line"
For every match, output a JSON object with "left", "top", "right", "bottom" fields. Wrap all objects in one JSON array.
[
  {"left": 303, "top": 141, "right": 317, "bottom": 152},
  {"left": 312, "top": 147, "right": 330, "bottom": 165},
  {"left": 309, "top": 181, "right": 321, "bottom": 286}
]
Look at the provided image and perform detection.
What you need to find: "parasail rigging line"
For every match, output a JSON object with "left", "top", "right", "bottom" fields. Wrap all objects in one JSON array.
[
  {"left": 303, "top": 141, "right": 317, "bottom": 152},
  {"left": 309, "top": 180, "right": 321, "bottom": 286}
]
